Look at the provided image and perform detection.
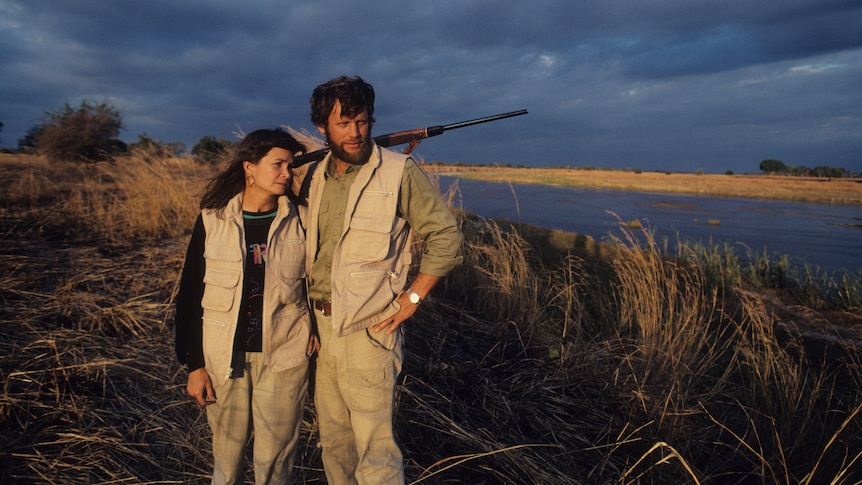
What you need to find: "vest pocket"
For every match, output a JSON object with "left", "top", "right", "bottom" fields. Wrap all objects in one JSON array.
[
  {"left": 278, "top": 260, "right": 306, "bottom": 280},
  {"left": 272, "top": 239, "right": 305, "bottom": 264},
  {"left": 201, "top": 268, "right": 240, "bottom": 318},
  {"left": 204, "top": 242, "right": 241, "bottom": 262},
  {"left": 272, "top": 302, "right": 309, "bottom": 341},
  {"left": 277, "top": 260, "right": 307, "bottom": 305},
  {"left": 347, "top": 215, "right": 392, "bottom": 261},
  {"left": 268, "top": 303, "right": 311, "bottom": 371},
  {"left": 202, "top": 243, "right": 241, "bottom": 317}
]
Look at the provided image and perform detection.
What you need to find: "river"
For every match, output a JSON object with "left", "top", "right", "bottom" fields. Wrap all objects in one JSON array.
[{"left": 439, "top": 176, "right": 862, "bottom": 275}]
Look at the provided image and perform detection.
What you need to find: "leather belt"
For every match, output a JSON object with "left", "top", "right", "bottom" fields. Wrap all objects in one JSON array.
[{"left": 313, "top": 300, "right": 332, "bottom": 316}]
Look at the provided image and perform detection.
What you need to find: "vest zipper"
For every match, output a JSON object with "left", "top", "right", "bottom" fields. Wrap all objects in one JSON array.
[{"left": 363, "top": 190, "right": 394, "bottom": 197}]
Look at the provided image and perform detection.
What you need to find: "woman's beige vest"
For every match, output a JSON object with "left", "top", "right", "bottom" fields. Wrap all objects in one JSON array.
[{"left": 200, "top": 193, "right": 310, "bottom": 380}]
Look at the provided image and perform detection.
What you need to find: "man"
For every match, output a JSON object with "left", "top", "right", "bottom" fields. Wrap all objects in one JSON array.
[{"left": 302, "top": 75, "right": 463, "bottom": 484}]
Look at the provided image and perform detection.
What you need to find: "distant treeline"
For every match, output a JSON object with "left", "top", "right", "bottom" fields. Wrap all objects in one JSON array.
[
  {"left": 429, "top": 159, "right": 857, "bottom": 178},
  {"left": 759, "top": 158, "right": 853, "bottom": 178}
]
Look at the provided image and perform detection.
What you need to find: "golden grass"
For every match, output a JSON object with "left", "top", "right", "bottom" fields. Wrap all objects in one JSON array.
[
  {"left": 0, "top": 151, "right": 209, "bottom": 244},
  {"left": 425, "top": 165, "right": 862, "bottom": 205},
  {"left": 1, "top": 152, "right": 861, "bottom": 483},
  {"left": 441, "top": 210, "right": 862, "bottom": 482}
]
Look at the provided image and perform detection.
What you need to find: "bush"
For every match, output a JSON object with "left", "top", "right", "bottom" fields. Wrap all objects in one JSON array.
[
  {"left": 191, "top": 136, "right": 233, "bottom": 165},
  {"left": 759, "top": 159, "right": 787, "bottom": 174},
  {"left": 35, "top": 99, "right": 126, "bottom": 163},
  {"left": 18, "top": 125, "right": 44, "bottom": 152},
  {"left": 129, "top": 133, "right": 185, "bottom": 158}
]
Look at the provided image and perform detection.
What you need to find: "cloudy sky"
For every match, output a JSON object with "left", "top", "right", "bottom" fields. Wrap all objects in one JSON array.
[{"left": 2, "top": 0, "right": 860, "bottom": 174}]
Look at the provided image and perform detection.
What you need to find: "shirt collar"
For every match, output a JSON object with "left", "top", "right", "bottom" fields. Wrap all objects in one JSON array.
[{"left": 324, "top": 158, "right": 358, "bottom": 180}]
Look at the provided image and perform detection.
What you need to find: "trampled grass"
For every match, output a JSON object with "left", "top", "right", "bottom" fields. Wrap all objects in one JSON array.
[{"left": 1, "top": 153, "right": 860, "bottom": 483}]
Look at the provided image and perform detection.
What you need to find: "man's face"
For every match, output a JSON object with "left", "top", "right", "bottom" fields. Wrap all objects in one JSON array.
[{"left": 318, "top": 100, "right": 372, "bottom": 166}]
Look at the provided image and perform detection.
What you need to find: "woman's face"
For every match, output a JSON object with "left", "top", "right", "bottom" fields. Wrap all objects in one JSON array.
[{"left": 245, "top": 147, "right": 294, "bottom": 199}]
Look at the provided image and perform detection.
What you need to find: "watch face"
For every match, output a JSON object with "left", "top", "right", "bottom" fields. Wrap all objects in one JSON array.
[{"left": 408, "top": 290, "right": 420, "bottom": 304}]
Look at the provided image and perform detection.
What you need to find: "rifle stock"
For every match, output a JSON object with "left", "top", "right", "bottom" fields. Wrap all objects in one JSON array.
[{"left": 292, "top": 109, "right": 527, "bottom": 167}]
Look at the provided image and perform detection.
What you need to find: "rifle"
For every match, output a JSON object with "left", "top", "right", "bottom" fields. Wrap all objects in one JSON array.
[{"left": 293, "top": 109, "right": 527, "bottom": 166}]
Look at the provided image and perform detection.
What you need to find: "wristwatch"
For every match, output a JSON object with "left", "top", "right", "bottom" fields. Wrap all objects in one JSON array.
[{"left": 405, "top": 289, "right": 422, "bottom": 305}]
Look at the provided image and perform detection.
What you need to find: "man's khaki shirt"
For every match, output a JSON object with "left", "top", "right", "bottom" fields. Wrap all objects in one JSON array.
[{"left": 307, "top": 157, "right": 462, "bottom": 302}]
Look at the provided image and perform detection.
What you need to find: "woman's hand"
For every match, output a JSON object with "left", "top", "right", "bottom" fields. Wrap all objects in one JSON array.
[
  {"left": 187, "top": 367, "right": 216, "bottom": 406},
  {"left": 307, "top": 334, "right": 320, "bottom": 356}
]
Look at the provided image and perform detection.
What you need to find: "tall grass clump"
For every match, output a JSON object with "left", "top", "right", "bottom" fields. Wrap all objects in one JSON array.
[
  {"left": 603, "top": 224, "right": 731, "bottom": 439},
  {"left": 836, "top": 272, "right": 862, "bottom": 315},
  {"left": 448, "top": 218, "right": 553, "bottom": 350},
  {"left": 0, "top": 151, "right": 207, "bottom": 245},
  {"left": 0, "top": 154, "right": 95, "bottom": 210},
  {"left": 608, "top": 223, "right": 860, "bottom": 482},
  {"left": 680, "top": 240, "right": 743, "bottom": 293},
  {"left": 439, "top": 208, "right": 862, "bottom": 483},
  {"left": 57, "top": 149, "right": 207, "bottom": 243}
]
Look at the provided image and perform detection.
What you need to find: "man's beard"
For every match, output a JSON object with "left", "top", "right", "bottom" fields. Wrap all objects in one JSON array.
[{"left": 327, "top": 132, "right": 373, "bottom": 166}]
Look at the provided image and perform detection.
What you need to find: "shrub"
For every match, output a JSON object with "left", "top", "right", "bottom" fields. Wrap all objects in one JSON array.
[
  {"left": 760, "top": 159, "right": 787, "bottom": 174},
  {"left": 35, "top": 99, "right": 126, "bottom": 163},
  {"left": 192, "top": 135, "right": 233, "bottom": 165},
  {"left": 129, "top": 133, "right": 185, "bottom": 158}
]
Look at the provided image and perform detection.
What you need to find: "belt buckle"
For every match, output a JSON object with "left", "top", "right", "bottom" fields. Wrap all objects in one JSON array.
[{"left": 315, "top": 299, "right": 332, "bottom": 316}]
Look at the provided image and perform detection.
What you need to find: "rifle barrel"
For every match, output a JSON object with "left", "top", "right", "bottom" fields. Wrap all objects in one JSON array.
[
  {"left": 441, "top": 109, "right": 528, "bottom": 132},
  {"left": 292, "top": 109, "right": 528, "bottom": 166}
]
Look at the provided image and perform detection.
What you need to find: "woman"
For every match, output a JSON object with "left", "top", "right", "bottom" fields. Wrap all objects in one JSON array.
[{"left": 175, "top": 128, "right": 315, "bottom": 484}]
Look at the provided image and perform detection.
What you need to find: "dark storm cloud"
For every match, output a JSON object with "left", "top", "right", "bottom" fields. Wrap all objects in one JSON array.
[
  {"left": 618, "top": 0, "right": 862, "bottom": 78},
  {"left": 1, "top": 0, "right": 860, "bottom": 173}
]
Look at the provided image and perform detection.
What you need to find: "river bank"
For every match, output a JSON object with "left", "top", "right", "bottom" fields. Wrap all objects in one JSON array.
[
  {"left": 423, "top": 165, "right": 862, "bottom": 205},
  {"left": 439, "top": 176, "right": 862, "bottom": 274}
]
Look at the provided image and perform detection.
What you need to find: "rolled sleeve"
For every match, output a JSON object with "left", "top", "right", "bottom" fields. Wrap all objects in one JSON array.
[{"left": 399, "top": 159, "right": 463, "bottom": 277}]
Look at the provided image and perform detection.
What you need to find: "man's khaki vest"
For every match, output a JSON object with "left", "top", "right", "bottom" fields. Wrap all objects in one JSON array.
[{"left": 305, "top": 145, "right": 414, "bottom": 336}]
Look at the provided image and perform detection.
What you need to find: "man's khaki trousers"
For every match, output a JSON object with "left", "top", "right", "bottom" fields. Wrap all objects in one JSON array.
[{"left": 314, "top": 306, "right": 405, "bottom": 485}]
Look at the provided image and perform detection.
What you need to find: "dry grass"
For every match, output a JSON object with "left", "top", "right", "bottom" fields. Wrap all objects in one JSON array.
[
  {"left": 1, "top": 152, "right": 861, "bottom": 483},
  {"left": 425, "top": 165, "right": 862, "bottom": 205},
  {"left": 438, "top": 210, "right": 862, "bottom": 482}
]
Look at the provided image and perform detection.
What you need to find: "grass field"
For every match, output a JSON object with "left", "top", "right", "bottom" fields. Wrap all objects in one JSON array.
[
  {"left": 424, "top": 164, "right": 862, "bottom": 205},
  {"left": 1, "top": 152, "right": 861, "bottom": 483}
]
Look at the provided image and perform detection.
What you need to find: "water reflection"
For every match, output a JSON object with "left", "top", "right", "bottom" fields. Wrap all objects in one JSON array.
[{"left": 441, "top": 177, "right": 862, "bottom": 274}]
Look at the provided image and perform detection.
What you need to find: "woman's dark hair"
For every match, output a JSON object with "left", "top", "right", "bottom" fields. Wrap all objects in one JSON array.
[
  {"left": 310, "top": 75, "right": 376, "bottom": 128},
  {"left": 199, "top": 128, "right": 306, "bottom": 211}
]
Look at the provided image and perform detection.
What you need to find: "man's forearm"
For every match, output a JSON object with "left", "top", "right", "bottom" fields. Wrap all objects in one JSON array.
[{"left": 406, "top": 272, "right": 441, "bottom": 301}]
